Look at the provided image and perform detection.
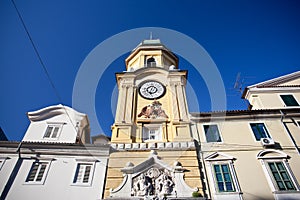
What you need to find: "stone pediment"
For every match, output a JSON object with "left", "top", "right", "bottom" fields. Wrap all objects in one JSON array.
[
  {"left": 248, "top": 71, "right": 300, "bottom": 88},
  {"left": 242, "top": 71, "right": 300, "bottom": 98},
  {"left": 204, "top": 152, "right": 235, "bottom": 161},
  {"left": 121, "top": 152, "right": 172, "bottom": 175},
  {"left": 110, "top": 151, "right": 197, "bottom": 199},
  {"left": 257, "top": 149, "right": 289, "bottom": 159}
]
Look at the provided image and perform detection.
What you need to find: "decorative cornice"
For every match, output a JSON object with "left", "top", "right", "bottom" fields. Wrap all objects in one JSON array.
[
  {"left": 0, "top": 141, "right": 110, "bottom": 157},
  {"left": 245, "top": 87, "right": 300, "bottom": 96},
  {"left": 190, "top": 108, "right": 300, "bottom": 121},
  {"left": 257, "top": 149, "right": 289, "bottom": 159},
  {"left": 205, "top": 152, "right": 235, "bottom": 161},
  {"left": 27, "top": 104, "right": 87, "bottom": 123},
  {"left": 110, "top": 141, "right": 195, "bottom": 151},
  {"left": 136, "top": 118, "right": 169, "bottom": 123},
  {"left": 242, "top": 71, "right": 300, "bottom": 98},
  {"left": 120, "top": 150, "right": 173, "bottom": 174},
  {"left": 250, "top": 71, "right": 300, "bottom": 87},
  {"left": 257, "top": 85, "right": 300, "bottom": 88}
]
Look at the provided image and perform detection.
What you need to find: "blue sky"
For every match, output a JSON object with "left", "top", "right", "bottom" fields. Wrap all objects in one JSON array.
[{"left": 1, "top": 0, "right": 300, "bottom": 141}]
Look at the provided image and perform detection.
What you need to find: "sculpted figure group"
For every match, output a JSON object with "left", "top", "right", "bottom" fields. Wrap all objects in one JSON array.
[{"left": 131, "top": 168, "right": 175, "bottom": 199}]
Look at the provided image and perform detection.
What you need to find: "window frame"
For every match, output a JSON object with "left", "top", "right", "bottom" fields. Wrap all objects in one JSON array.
[
  {"left": 267, "top": 161, "right": 296, "bottom": 191},
  {"left": 43, "top": 123, "right": 64, "bottom": 140},
  {"left": 145, "top": 57, "right": 156, "bottom": 67},
  {"left": 24, "top": 160, "right": 51, "bottom": 185},
  {"left": 257, "top": 150, "right": 300, "bottom": 197},
  {"left": 249, "top": 122, "right": 271, "bottom": 141},
  {"left": 72, "top": 162, "right": 95, "bottom": 186},
  {"left": 279, "top": 94, "right": 299, "bottom": 107},
  {"left": 205, "top": 152, "right": 242, "bottom": 198},
  {"left": 203, "top": 124, "right": 223, "bottom": 143},
  {"left": 260, "top": 159, "right": 300, "bottom": 192},
  {"left": 142, "top": 124, "right": 162, "bottom": 142},
  {"left": 212, "top": 163, "right": 236, "bottom": 192}
]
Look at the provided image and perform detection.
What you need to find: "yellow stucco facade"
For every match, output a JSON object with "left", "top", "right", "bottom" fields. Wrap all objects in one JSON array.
[
  {"left": 104, "top": 150, "right": 202, "bottom": 198},
  {"left": 104, "top": 39, "right": 203, "bottom": 199}
]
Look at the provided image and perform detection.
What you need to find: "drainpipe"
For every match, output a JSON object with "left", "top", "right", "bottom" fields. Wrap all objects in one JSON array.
[
  {"left": 192, "top": 120, "right": 211, "bottom": 199},
  {"left": 16, "top": 141, "right": 23, "bottom": 158},
  {"left": 280, "top": 110, "right": 300, "bottom": 155},
  {"left": 200, "top": 150, "right": 212, "bottom": 199},
  {"left": 0, "top": 141, "right": 24, "bottom": 200}
]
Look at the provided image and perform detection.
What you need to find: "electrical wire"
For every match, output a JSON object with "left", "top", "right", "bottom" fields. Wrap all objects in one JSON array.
[
  {"left": 11, "top": 0, "right": 60, "bottom": 101},
  {"left": 11, "top": 0, "right": 78, "bottom": 135}
]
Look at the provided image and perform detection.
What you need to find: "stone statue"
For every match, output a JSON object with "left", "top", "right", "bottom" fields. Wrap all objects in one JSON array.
[
  {"left": 132, "top": 168, "right": 175, "bottom": 198},
  {"left": 156, "top": 171, "right": 174, "bottom": 195},
  {"left": 133, "top": 173, "right": 154, "bottom": 196}
]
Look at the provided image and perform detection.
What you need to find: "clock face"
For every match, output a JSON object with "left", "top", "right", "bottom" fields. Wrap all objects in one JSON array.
[{"left": 139, "top": 81, "right": 166, "bottom": 100}]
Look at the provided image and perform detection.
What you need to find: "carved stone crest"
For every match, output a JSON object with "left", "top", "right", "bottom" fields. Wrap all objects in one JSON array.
[
  {"left": 110, "top": 151, "right": 198, "bottom": 199},
  {"left": 138, "top": 101, "right": 168, "bottom": 119},
  {"left": 131, "top": 168, "right": 174, "bottom": 197}
]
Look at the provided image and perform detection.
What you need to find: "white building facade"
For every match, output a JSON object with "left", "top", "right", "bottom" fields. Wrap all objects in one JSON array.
[{"left": 0, "top": 105, "right": 110, "bottom": 200}]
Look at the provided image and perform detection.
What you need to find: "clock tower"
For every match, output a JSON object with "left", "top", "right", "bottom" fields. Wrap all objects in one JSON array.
[
  {"left": 104, "top": 39, "right": 204, "bottom": 199},
  {"left": 111, "top": 39, "right": 192, "bottom": 143}
]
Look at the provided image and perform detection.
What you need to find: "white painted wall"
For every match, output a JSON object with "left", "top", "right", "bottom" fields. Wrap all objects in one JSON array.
[
  {"left": 22, "top": 105, "right": 90, "bottom": 144},
  {"left": 0, "top": 156, "right": 19, "bottom": 195},
  {"left": 248, "top": 91, "right": 300, "bottom": 110},
  {"left": 5, "top": 154, "right": 108, "bottom": 200}
]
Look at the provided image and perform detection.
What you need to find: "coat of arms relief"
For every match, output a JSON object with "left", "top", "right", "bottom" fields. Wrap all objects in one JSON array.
[
  {"left": 138, "top": 101, "right": 168, "bottom": 119},
  {"left": 109, "top": 151, "right": 198, "bottom": 200},
  {"left": 132, "top": 168, "right": 175, "bottom": 197}
]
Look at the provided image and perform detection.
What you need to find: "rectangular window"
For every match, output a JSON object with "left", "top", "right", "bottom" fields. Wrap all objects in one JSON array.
[
  {"left": 143, "top": 125, "right": 161, "bottom": 141},
  {"left": 250, "top": 123, "right": 270, "bottom": 141},
  {"left": 204, "top": 125, "right": 222, "bottom": 142},
  {"left": 44, "top": 124, "right": 61, "bottom": 139},
  {"left": 213, "top": 164, "right": 235, "bottom": 192},
  {"left": 26, "top": 161, "right": 49, "bottom": 183},
  {"left": 268, "top": 162, "right": 296, "bottom": 191},
  {"left": 280, "top": 95, "right": 299, "bottom": 107},
  {"left": 73, "top": 163, "right": 93, "bottom": 185},
  {"left": 149, "top": 129, "right": 157, "bottom": 140}
]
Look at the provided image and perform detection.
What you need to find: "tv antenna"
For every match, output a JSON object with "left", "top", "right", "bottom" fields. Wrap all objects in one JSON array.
[{"left": 234, "top": 72, "right": 244, "bottom": 94}]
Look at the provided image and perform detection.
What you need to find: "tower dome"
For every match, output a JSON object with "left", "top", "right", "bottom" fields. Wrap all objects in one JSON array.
[{"left": 125, "top": 39, "right": 178, "bottom": 71}]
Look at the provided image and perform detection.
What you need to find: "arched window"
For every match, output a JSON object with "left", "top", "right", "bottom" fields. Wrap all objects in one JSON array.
[
  {"left": 146, "top": 57, "right": 156, "bottom": 67},
  {"left": 257, "top": 150, "right": 300, "bottom": 199}
]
